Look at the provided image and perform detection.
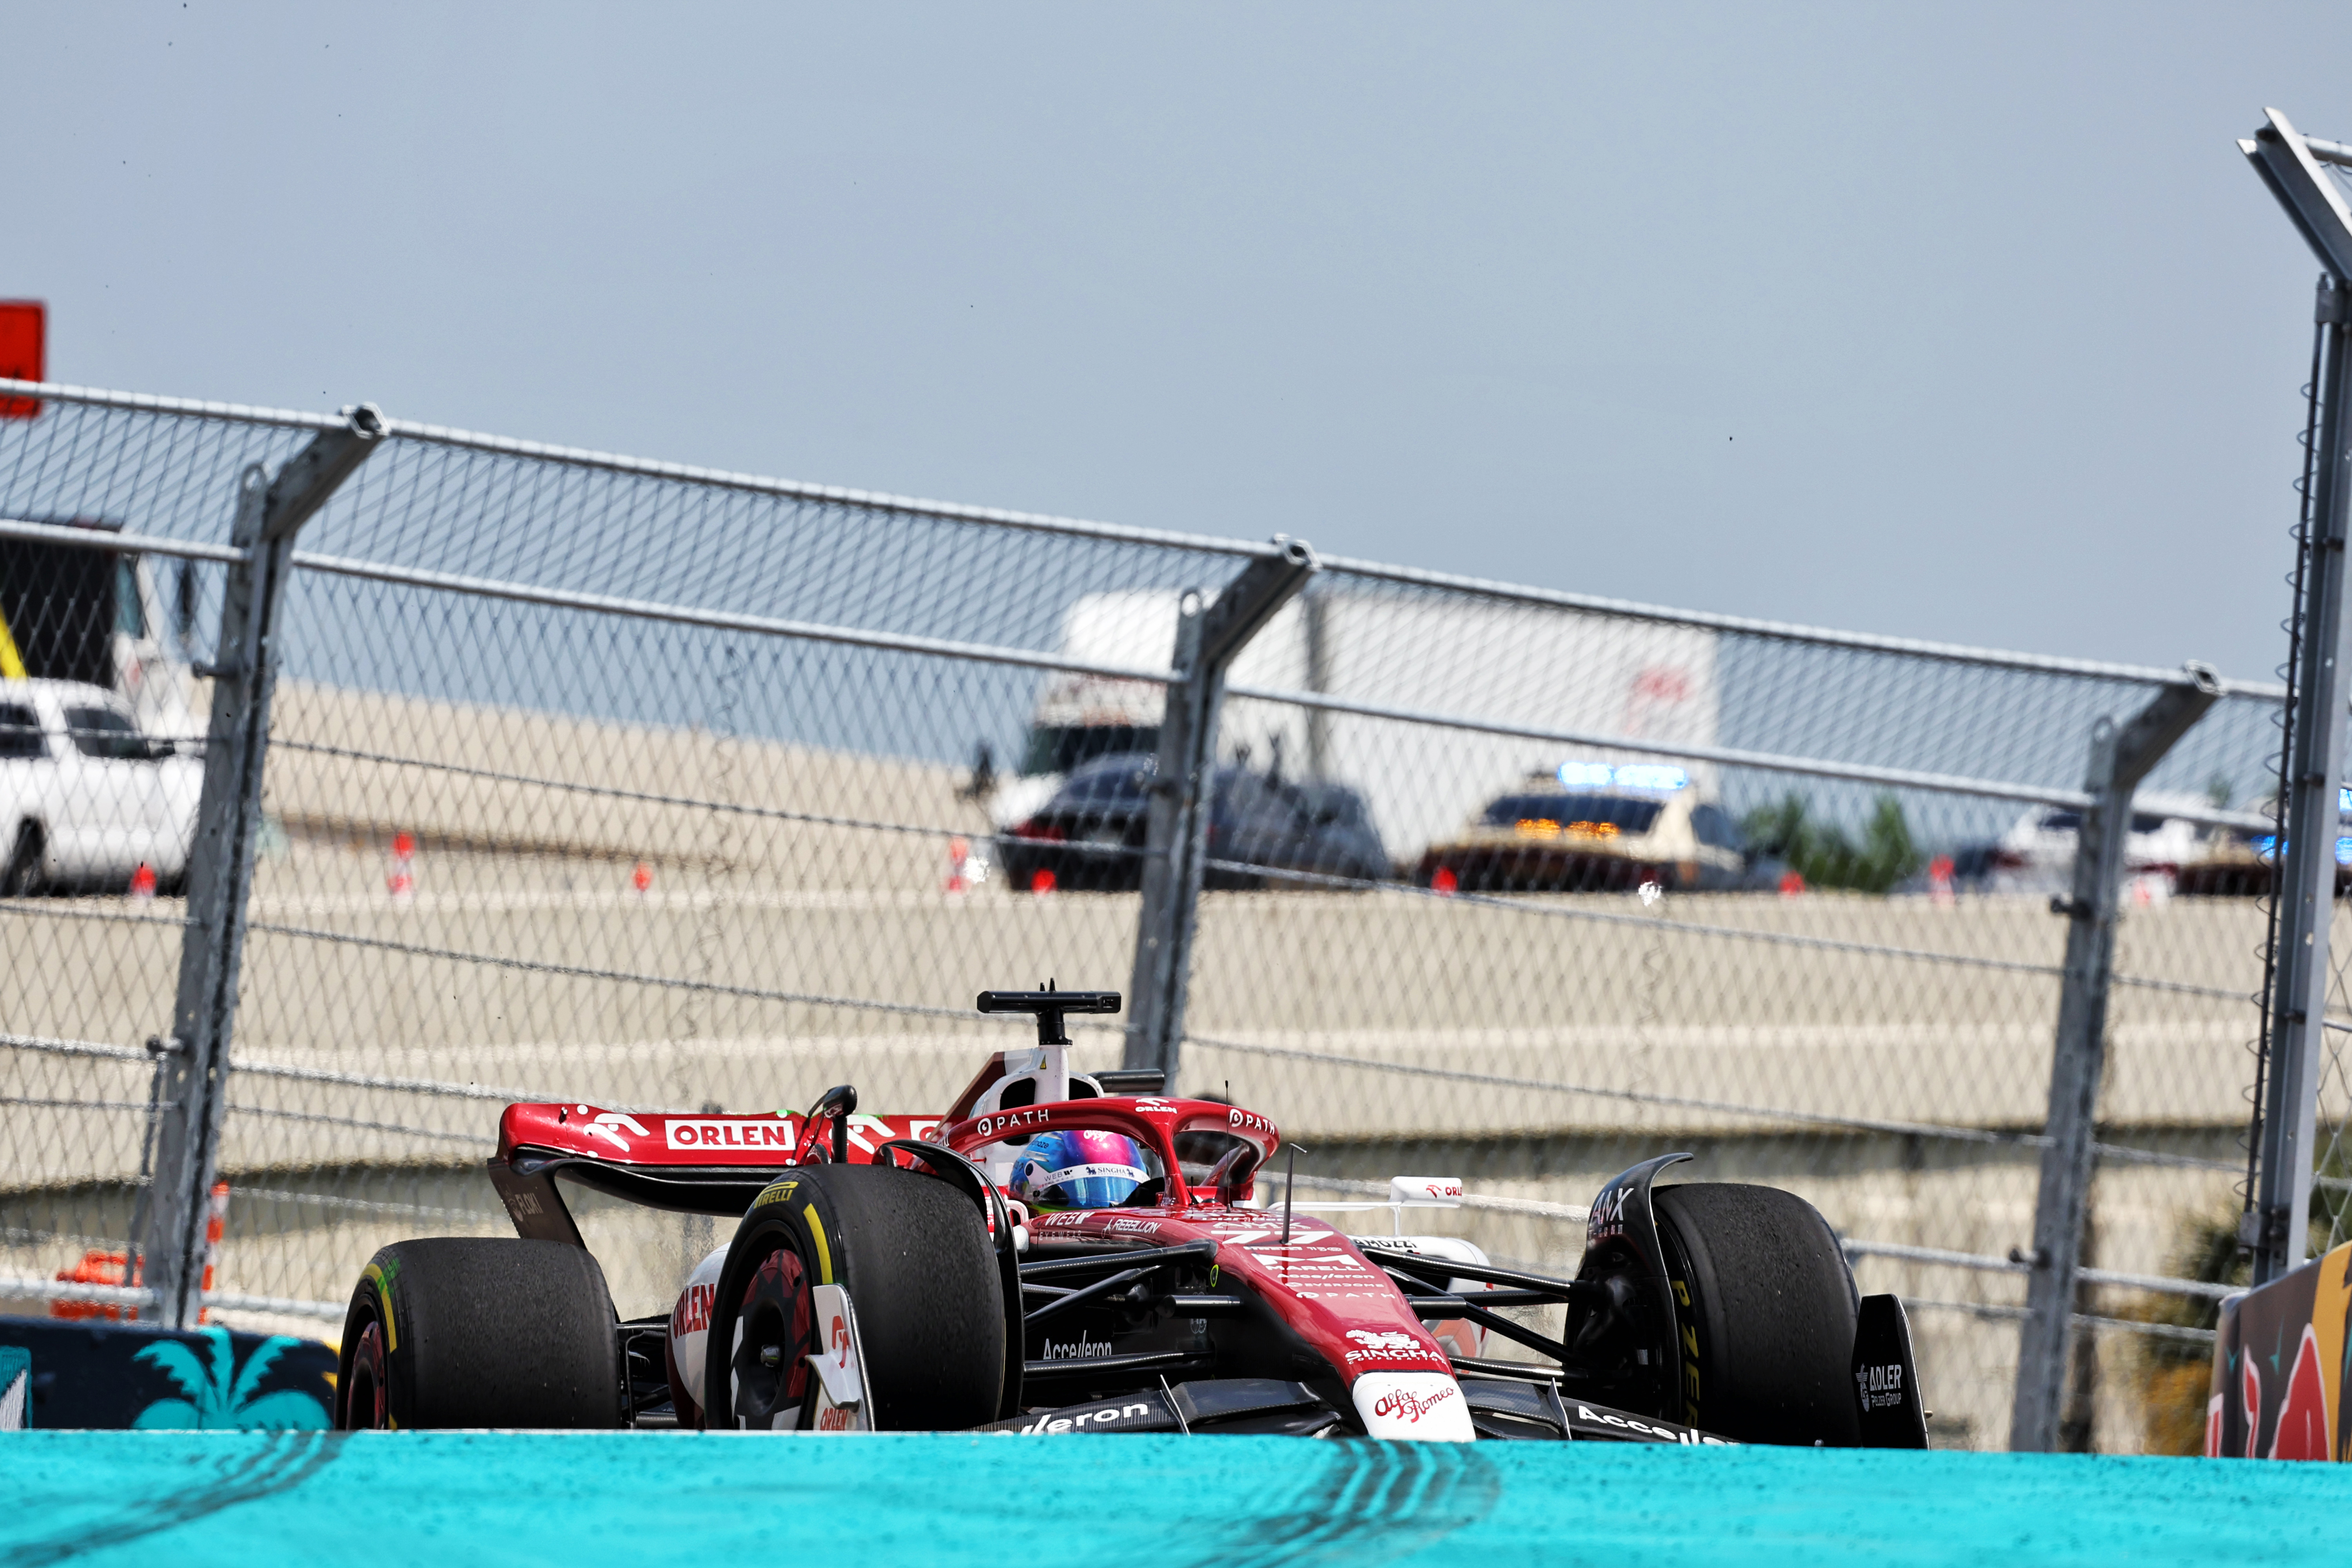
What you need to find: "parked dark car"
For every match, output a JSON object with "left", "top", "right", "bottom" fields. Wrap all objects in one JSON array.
[{"left": 994, "top": 753, "right": 1390, "bottom": 893}]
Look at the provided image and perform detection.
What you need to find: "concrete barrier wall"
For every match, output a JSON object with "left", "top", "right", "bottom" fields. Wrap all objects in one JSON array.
[{"left": 2, "top": 878, "right": 2271, "bottom": 1192}]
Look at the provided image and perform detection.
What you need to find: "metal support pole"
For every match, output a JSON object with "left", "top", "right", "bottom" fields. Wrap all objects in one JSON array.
[
  {"left": 2009, "top": 670, "right": 2218, "bottom": 1452},
  {"left": 142, "top": 408, "right": 382, "bottom": 1327},
  {"left": 1302, "top": 586, "right": 1334, "bottom": 780},
  {"left": 2242, "top": 112, "right": 2352, "bottom": 1287},
  {"left": 1125, "top": 538, "right": 1317, "bottom": 1078}
]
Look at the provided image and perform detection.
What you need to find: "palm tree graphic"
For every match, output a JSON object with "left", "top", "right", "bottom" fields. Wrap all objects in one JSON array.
[{"left": 131, "top": 1327, "right": 329, "bottom": 1430}]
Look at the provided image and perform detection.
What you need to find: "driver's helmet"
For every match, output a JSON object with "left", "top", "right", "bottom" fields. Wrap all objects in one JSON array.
[{"left": 1009, "top": 1129, "right": 1151, "bottom": 1210}]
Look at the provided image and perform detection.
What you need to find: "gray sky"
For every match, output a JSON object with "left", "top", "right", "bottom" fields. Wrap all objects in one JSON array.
[{"left": 15, "top": 3, "right": 2350, "bottom": 680}]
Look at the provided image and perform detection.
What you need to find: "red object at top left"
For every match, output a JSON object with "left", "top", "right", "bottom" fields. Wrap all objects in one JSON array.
[{"left": 0, "top": 301, "right": 45, "bottom": 418}]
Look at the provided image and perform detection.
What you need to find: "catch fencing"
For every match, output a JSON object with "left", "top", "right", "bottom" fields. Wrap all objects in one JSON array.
[{"left": 0, "top": 376, "right": 2308, "bottom": 1454}]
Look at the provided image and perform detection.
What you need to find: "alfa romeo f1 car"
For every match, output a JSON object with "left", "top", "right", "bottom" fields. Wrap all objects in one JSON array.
[{"left": 337, "top": 985, "right": 1927, "bottom": 1446}]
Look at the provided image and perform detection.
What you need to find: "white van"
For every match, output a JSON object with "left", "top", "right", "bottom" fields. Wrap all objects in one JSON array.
[{"left": 0, "top": 678, "right": 204, "bottom": 894}]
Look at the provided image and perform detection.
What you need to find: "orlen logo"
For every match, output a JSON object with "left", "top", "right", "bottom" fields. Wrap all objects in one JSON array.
[
  {"left": 668, "top": 1119, "right": 797, "bottom": 1151},
  {"left": 671, "top": 1281, "right": 715, "bottom": 1336},
  {"left": 1372, "top": 1385, "right": 1459, "bottom": 1424},
  {"left": 1130, "top": 1098, "right": 1178, "bottom": 1115}
]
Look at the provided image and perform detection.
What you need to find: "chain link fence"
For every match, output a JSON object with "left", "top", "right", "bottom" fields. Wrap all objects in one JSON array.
[
  {"left": 0, "top": 380, "right": 2304, "bottom": 1451},
  {"left": 1198, "top": 564, "right": 2281, "bottom": 1454}
]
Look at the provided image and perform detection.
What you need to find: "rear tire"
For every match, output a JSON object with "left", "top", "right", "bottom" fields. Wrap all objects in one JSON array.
[
  {"left": 703, "top": 1163, "right": 1002, "bottom": 1431},
  {"left": 1653, "top": 1182, "right": 1860, "bottom": 1446},
  {"left": 336, "top": 1237, "right": 621, "bottom": 1429}
]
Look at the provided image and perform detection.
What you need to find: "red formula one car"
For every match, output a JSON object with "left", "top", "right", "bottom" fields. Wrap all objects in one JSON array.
[{"left": 337, "top": 987, "right": 1927, "bottom": 1445}]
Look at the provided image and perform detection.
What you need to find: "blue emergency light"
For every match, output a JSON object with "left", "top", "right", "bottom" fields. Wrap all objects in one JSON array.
[
  {"left": 2249, "top": 836, "right": 2352, "bottom": 865},
  {"left": 1557, "top": 762, "right": 1688, "bottom": 792}
]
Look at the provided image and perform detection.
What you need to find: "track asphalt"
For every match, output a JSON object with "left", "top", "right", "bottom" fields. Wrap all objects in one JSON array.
[{"left": 4, "top": 1432, "right": 2341, "bottom": 1566}]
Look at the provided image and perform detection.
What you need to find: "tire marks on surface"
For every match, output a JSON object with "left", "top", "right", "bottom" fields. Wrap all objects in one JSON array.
[{"left": 1185, "top": 1440, "right": 1501, "bottom": 1568}]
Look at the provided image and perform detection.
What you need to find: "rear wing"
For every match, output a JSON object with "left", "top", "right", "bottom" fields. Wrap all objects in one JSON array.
[{"left": 489, "top": 1103, "right": 942, "bottom": 1245}]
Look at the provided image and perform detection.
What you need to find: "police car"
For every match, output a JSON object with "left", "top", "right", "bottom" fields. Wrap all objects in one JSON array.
[{"left": 1414, "top": 762, "right": 1748, "bottom": 894}]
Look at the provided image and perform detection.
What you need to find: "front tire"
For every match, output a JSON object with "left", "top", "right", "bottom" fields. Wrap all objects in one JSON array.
[
  {"left": 1653, "top": 1182, "right": 1861, "bottom": 1446},
  {"left": 703, "top": 1163, "right": 1003, "bottom": 1432},
  {"left": 336, "top": 1237, "right": 622, "bottom": 1429}
]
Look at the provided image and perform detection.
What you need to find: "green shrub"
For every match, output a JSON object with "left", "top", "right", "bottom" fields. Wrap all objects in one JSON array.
[{"left": 1742, "top": 792, "right": 1922, "bottom": 894}]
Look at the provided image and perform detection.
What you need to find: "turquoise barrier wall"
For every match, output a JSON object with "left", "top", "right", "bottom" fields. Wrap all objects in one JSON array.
[{"left": 5, "top": 1433, "right": 2345, "bottom": 1567}]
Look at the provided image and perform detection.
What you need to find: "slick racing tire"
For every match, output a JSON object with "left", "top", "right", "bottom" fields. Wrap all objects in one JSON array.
[
  {"left": 1653, "top": 1183, "right": 1862, "bottom": 1447},
  {"left": 336, "top": 1237, "right": 622, "bottom": 1430},
  {"left": 703, "top": 1162, "right": 1002, "bottom": 1432}
]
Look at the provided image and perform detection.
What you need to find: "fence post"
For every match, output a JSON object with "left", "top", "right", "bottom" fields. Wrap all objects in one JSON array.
[
  {"left": 1124, "top": 538, "right": 1317, "bottom": 1079},
  {"left": 142, "top": 409, "right": 382, "bottom": 1327},
  {"left": 2240, "top": 114, "right": 2352, "bottom": 1287},
  {"left": 2248, "top": 280, "right": 2352, "bottom": 1287},
  {"left": 2009, "top": 669, "right": 2218, "bottom": 1451}
]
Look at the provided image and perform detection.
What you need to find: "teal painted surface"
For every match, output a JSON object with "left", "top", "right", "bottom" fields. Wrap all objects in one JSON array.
[{"left": 2, "top": 1432, "right": 2343, "bottom": 1566}]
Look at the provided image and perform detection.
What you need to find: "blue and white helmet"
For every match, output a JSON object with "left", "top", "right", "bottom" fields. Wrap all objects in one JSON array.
[{"left": 1009, "top": 1129, "right": 1152, "bottom": 1210}]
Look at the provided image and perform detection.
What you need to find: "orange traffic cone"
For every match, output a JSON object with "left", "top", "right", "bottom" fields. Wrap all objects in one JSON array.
[
  {"left": 197, "top": 1181, "right": 228, "bottom": 1324},
  {"left": 388, "top": 831, "right": 416, "bottom": 900}
]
